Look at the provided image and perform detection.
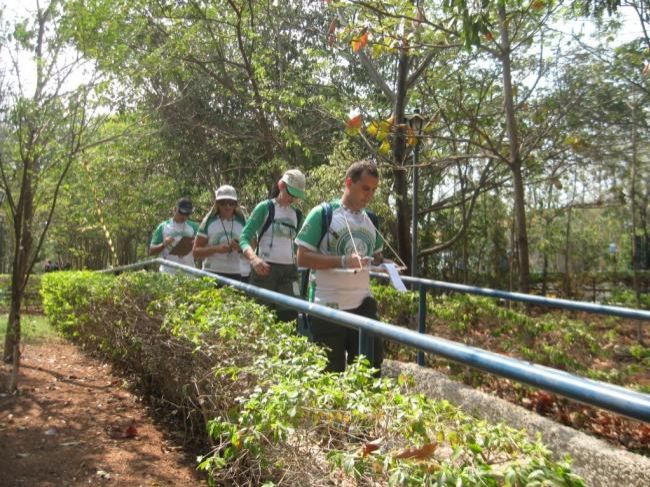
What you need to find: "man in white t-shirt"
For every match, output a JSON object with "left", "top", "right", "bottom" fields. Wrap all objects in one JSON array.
[
  {"left": 149, "top": 197, "right": 198, "bottom": 274},
  {"left": 295, "top": 160, "right": 383, "bottom": 373}
]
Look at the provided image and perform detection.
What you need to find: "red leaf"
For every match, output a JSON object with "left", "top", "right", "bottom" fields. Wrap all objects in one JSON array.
[
  {"left": 352, "top": 28, "right": 369, "bottom": 52},
  {"left": 531, "top": 0, "right": 545, "bottom": 10},
  {"left": 359, "top": 30, "right": 369, "bottom": 47},
  {"left": 327, "top": 19, "right": 337, "bottom": 47},
  {"left": 125, "top": 423, "right": 138, "bottom": 438},
  {"left": 395, "top": 442, "right": 436, "bottom": 460},
  {"left": 362, "top": 438, "right": 382, "bottom": 456},
  {"left": 346, "top": 114, "right": 363, "bottom": 129},
  {"left": 412, "top": 7, "right": 425, "bottom": 28},
  {"left": 108, "top": 420, "right": 138, "bottom": 439}
]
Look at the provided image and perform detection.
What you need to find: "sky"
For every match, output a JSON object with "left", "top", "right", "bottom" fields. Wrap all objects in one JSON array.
[{"left": 1, "top": 0, "right": 93, "bottom": 97}]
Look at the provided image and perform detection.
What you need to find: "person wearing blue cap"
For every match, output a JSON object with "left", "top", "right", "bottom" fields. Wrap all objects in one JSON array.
[{"left": 149, "top": 197, "right": 198, "bottom": 274}]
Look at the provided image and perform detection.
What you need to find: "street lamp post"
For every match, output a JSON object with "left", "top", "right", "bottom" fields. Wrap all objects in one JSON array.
[
  {"left": 406, "top": 109, "right": 424, "bottom": 277},
  {"left": 406, "top": 109, "right": 425, "bottom": 366}
]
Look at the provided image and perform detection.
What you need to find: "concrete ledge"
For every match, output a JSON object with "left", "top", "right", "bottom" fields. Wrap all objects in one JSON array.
[{"left": 382, "top": 360, "right": 650, "bottom": 487}]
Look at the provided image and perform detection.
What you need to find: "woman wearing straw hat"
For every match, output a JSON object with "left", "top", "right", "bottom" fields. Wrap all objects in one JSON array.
[
  {"left": 193, "top": 185, "right": 248, "bottom": 282},
  {"left": 240, "top": 169, "right": 306, "bottom": 321}
]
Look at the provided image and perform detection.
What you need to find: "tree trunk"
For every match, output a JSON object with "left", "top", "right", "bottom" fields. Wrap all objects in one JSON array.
[
  {"left": 459, "top": 169, "right": 469, "bottom": 283},
  {"left": 392, "top": 44, "right": 412, "bottom": 272},
  {"left": 498, "top": 4, "right": 530, "bottom": 293},
  {"left": 629, "top": 101, "right": 644, "bottom": 344},
  {"left": 3, "top": 181, "right": 33, "bottom": 393},
  {"left": 511, "top": 166, "right": 531, "bottom": 293},
  {"left": 541, "top": 253, "right": 548, "bottom": 296}
]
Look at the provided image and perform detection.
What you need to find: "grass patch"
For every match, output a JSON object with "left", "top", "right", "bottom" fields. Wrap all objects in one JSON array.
[{"left": 0, "top": 314, "right": 57, "bottom": 344}]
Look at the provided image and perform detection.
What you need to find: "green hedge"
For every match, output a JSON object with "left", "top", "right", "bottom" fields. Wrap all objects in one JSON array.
[{"left": 41, "top": 271, "right": 584, "bottom": 486}]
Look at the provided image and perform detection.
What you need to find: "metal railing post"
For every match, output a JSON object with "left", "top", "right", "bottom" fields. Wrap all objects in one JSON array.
[
  {"left": 416, "top": 284, "right": 427, "bottom": 366},
  {"left": 359, "top": 328, "right": 373, "bottom": 364}
]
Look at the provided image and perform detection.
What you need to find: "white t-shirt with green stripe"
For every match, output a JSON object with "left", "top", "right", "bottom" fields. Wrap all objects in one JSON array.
[
  {"left": 150, "top": 218, "right": 198, "bottom": 273},
  {"left": 295, "top": 200, "right": 383, "bottom": 310},
  {"left": 240, "top": 199, "right": 302, "bottom": 265},
  {"left": 198, "top": 213, "right": 246, "bottom": 274}
]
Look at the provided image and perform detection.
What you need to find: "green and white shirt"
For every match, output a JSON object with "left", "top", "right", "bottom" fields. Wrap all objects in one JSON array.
[
  {"left": 150, "top": 218, "right": 199, "bottom": 274},
  {"left": 295, "top": 200, "right": 383, "bottom": 310},
  {"left": 197, "top": 213, "right": 246, "bottom": 274},
  {"left": 240, "top": 199, "right": 302, "bottom": 265}
]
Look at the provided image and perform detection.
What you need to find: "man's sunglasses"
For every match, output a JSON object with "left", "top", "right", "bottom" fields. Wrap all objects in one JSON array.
[{"left": 219, "top": 200, "right": 237, "bottom": 207}]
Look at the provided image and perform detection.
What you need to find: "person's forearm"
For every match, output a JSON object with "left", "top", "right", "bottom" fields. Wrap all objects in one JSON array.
[
  {"left": 243, "top": 247, "right": 257, "bottom": 262},
  {"left": 297, "top": 247, "right": 344, "bottom": 270},
  {"left": 193, "top": 241, "right": 229, "bottom": 258},
  {"left": 193, "top": 246, "right": 217, "bottom": 259},
  {"left": 149, "top": 244, "right": 165, "bottom": 255}
]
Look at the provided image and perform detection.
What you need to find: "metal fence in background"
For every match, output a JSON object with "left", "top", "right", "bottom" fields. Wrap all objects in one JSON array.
[{"left": 370, "top": 272, "right": 650, "bottom": 366}]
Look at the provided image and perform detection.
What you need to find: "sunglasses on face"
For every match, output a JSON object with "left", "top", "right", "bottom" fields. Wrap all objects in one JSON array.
[{"left": 219, "top": 200, "right": 237, "bottom": 207}]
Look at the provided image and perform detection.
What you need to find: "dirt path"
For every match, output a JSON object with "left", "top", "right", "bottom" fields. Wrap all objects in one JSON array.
[{"left": 0, "top": 339, "right": 207, "bottom": 486}]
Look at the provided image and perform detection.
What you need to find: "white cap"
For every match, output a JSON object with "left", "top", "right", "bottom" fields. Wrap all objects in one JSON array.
[
  {"left": 280, "top": 169, "right": 306, "bottom": 199},
  {"left": 214, "top": 185, "right": 238, "bottom": 201}
]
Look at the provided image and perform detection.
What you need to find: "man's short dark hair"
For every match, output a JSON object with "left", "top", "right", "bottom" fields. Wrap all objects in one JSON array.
[{"left": 345, "top": 160, "right": 379, "bottom": 182}]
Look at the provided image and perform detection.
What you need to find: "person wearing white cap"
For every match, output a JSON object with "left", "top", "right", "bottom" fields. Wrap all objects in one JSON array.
[
  {"left": 149, "top": 197, "right": 199, "bottom": 274},
  {"left": 240, "top": 169, "right": 306, "bottom": 321},
  {"left": 193, "top": 185, "right": 248, "bottom": 282}
]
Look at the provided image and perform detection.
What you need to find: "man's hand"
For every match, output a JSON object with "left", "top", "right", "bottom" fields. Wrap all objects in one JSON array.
[
  {"left": 230, "top": 239, "right": 241, "bottom": 253},
  {"left": 210, "top": 243, "right": 233, "bottom": 254},
  {"left": 252, "top": 256, "right": 271, "bottom": 276},
  {"left": 163, "top": 236, "right": 175, "bottom": 247},
  {"left": 347, "top": 253, "right": 370, "bottom": 269}
]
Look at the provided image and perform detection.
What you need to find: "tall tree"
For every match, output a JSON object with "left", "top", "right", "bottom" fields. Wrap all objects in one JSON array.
[
  {"left": 0, "top": 0, "right": 119, "bottom": 389},
  {"left": 66, "top": 0, "right": 338, "bottom": 190}
]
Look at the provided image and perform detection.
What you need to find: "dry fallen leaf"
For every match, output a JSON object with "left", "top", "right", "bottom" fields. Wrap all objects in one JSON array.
[
  {"left": 107, "top": 419, "right": 138, "bottom": 439},
  {"left": 394, "top": 442, "right": 437, "bottom": 460},
  {"left": 361, "top": 437, "right": 383, "bottom": 456}
]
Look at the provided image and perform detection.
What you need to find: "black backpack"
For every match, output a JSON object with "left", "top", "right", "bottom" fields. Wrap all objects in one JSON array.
[{"left": 256, "top": 199, "right": 304, "bottom": 254}]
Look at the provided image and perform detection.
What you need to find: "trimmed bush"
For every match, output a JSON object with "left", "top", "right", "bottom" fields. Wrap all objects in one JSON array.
[{"left": 42, "top": 271, "right": 584, "bottom": 486}]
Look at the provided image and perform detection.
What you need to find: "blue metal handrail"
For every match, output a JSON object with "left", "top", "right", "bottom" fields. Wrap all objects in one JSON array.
[
  {"left": 102, "top": 258, "right": 650, "bottom": 423},
  {"left": 369, "top": 271, "right": 649, "bottom": 366},
  {"left": 373, "top": 272, "right": 650, "bottom": 321}
]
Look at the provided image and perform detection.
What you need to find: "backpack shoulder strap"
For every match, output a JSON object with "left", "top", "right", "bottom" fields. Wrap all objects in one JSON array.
[
  {"left": 295, "top": 207, "right": 303, "bottom": 229},
  {"left": 317, "top": 202, "right": 333, "bottom": 247},
  {"left": 258, "top": 199, "right": 275, "bottom": 241},
  {"left": 365, "top": 209, "right": 379, "bottom": 229}
]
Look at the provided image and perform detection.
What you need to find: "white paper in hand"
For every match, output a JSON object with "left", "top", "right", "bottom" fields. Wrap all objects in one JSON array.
[{"left": 383, "top": 263, "right": 407, "bottom": 292}]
